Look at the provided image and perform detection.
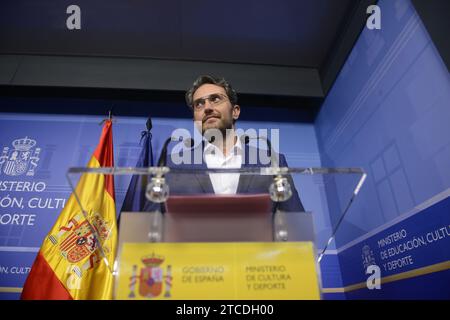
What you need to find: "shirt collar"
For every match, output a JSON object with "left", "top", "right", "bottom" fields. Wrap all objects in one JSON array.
[{"left": 204, "top": 135, "right": 243, "bottom": 158}]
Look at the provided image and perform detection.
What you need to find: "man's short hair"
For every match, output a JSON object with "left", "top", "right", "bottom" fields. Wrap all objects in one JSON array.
[{"left": 185, "top": 75, "right": 238, "bottom": 110}]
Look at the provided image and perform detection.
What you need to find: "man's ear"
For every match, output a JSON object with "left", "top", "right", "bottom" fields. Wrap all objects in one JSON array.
[{"left": 232, "top": 105, "right": 240, "bottom": 121}]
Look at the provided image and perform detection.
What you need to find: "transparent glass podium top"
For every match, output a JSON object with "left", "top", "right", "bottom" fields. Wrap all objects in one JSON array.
[
  {"left": 66, "top": 166, "right": 365, "bottom": 299},
  {"left": 66, "top": 166, "right": 366, "bottom": 259}
]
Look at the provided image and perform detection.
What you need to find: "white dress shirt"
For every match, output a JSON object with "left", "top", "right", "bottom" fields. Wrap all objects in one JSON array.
[{"left": 203, "top": 137, "right": 243, "bottom": 194}]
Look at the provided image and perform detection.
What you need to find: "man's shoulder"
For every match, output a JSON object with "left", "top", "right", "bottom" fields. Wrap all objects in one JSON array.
[
  {"left": 167, "top": 144, "right": 204, "bottom": 168},
  {"left": 244, "top": 145, "right": 288, "bottom": 166}
]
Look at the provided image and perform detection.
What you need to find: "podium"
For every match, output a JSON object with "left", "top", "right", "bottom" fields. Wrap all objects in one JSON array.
[{"left": 66, "top": 166, "right": 366, "bottom": 300}]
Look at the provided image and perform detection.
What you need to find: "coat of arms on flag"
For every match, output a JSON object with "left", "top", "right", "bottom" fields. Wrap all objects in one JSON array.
[{"left": 48, "top": 212, "right": 113, "bottom": 265}]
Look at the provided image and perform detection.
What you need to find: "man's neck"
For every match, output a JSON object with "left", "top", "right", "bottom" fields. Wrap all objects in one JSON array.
[{"left": 209, "top": 128, "right": 237, "bottom": 157}]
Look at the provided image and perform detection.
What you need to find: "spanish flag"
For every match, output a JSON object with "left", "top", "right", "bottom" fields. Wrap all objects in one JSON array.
[{"left": 21, "top": 120, "right": 117, "bottom": 300}]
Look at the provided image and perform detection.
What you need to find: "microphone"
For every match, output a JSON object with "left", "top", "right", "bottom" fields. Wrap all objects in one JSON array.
[
  {"left": 241, "top": 134, "right": 278, "bottom": 167},
  {"left": 148, "top": 135, "right": 183, "bottom": 204},
  {"left": 240, "top": 134, "right": 250, "bottom": 146},
  {"left": 240, "top": 134, "right": 290, "bottom": 202},
  {"left": 184, "top": 138, "right": 195, "bottom": 149},
  {"left": 157, "top": 137, "right": 174, "bottom": 167}
]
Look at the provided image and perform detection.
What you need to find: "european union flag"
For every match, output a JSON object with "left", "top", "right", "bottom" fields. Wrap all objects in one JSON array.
[{"left": 121, "top": 118, "right": 154, "bottom": 212}]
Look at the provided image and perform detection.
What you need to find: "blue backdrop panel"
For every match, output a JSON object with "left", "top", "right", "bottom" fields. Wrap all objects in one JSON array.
[
  {"left": 316, "top": 0, "right": 450, "bottom": 299},
  {"left": 339, "top": 193, "right": 450, "bottom": 299}
]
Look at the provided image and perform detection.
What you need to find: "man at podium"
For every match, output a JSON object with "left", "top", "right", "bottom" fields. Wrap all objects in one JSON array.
[{"left": 143, "top": 75, "right": 304, "bottom": 213}]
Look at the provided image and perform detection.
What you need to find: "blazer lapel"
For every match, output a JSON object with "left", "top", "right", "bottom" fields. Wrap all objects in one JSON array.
[
  {"left": 192, "top": 143, "right": 214, "bottom": 194},
  {"left": 236, "top": 145, "right": 259, "bottom": 193},
  {"left": 195, "top": 167, "right": 214, "bottom": 194}
]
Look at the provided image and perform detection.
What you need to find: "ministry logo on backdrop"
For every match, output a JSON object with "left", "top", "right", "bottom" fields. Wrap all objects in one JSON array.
[
  {"left": 0, "top": 137, "right": 41, "bottom": 176},
  {"left": 361, "top": 244, "right": 377, "bottom": 271}
]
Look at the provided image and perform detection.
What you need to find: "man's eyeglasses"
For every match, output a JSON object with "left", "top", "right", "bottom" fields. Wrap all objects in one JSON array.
[{"left": 192, "top": 93, "right": 229, "bottom": 111}]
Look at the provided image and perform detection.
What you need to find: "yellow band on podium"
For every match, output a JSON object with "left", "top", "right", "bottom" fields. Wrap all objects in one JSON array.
[{"left": 116, "top": 242, "right": 320, "bottom": 300}]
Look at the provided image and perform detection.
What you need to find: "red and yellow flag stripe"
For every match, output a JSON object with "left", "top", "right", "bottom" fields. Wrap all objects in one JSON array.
[{"left": 21, "top": 120, "right": 117, "bottom": 300}]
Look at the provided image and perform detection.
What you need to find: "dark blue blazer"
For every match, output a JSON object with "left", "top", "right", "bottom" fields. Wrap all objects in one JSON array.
[{"left": 143, "top": 144, "right": 304, "bottom": 213}]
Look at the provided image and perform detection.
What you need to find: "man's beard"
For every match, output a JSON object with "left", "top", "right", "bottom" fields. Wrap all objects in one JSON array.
[
  {"left": 202, "top": 117, "right": 233, "bottom": 136},
  {"left": 202, "top": 122, "right": 235, "bottom": 146}
]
